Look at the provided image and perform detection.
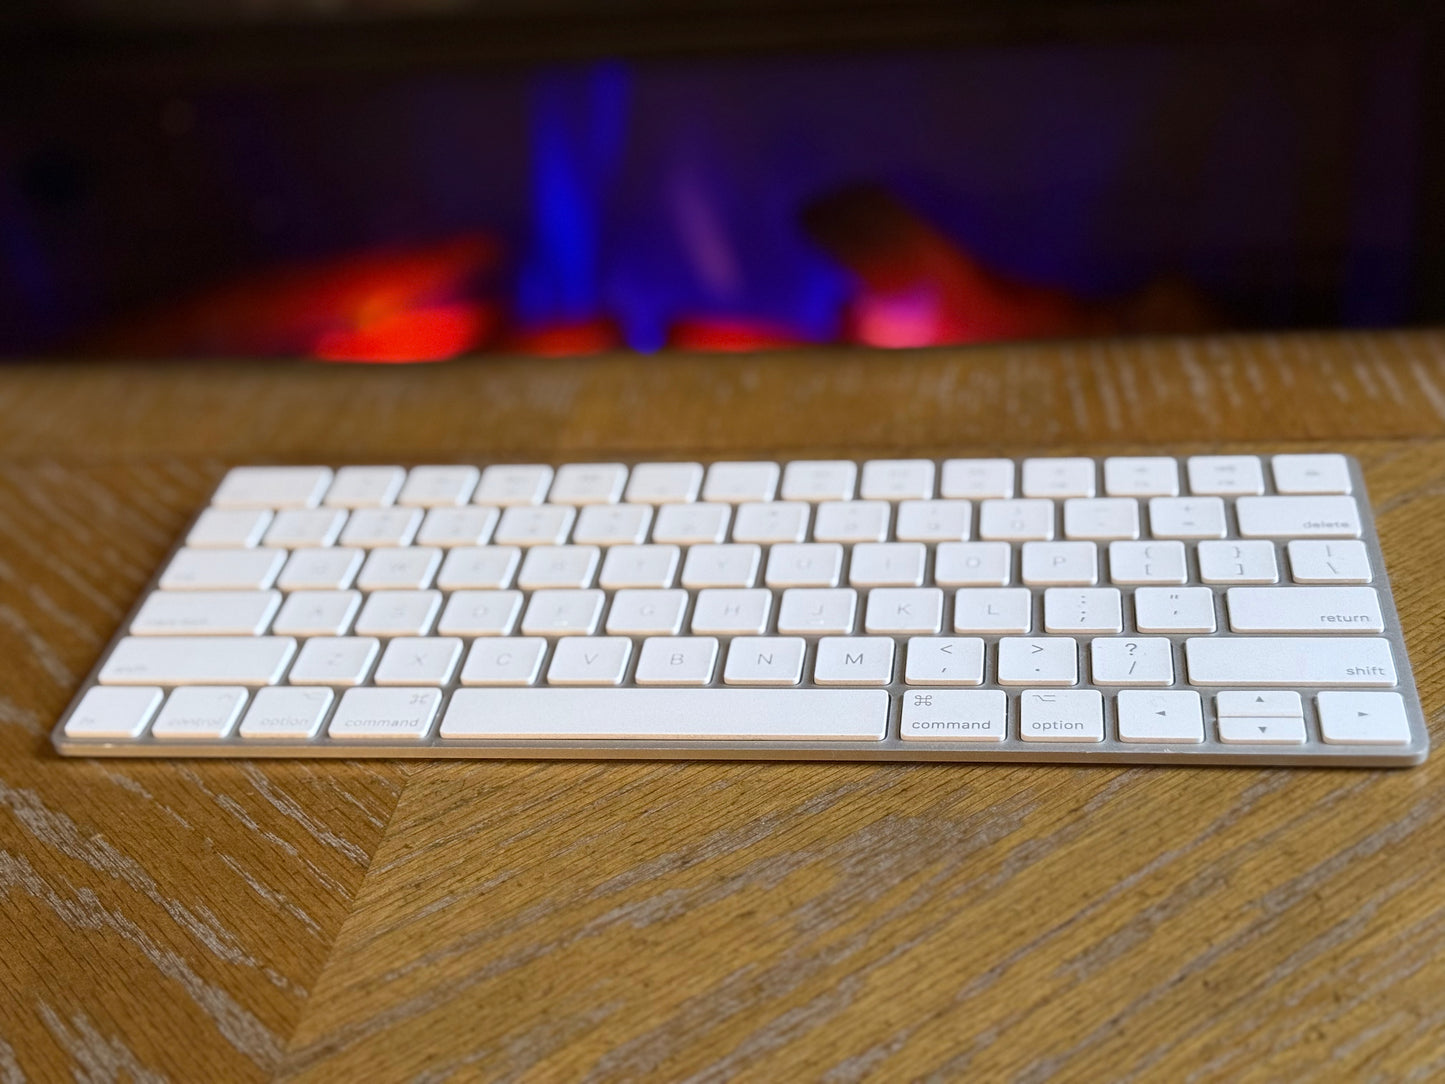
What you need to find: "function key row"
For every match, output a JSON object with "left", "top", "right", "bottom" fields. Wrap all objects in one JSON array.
[{"left": 210, "top": 454, "right": 1355, "bottom": 511}]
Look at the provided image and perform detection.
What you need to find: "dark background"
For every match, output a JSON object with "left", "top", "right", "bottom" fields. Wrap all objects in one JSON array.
[{"left": 3, "top": 0, "right": 1442, "bottom": 358}]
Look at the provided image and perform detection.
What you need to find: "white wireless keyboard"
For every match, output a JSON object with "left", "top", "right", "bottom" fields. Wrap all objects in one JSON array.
[{"left": 53, "top": 455, "right": 1427, "bottom": 766}]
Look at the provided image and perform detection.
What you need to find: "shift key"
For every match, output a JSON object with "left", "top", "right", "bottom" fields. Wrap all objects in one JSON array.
[
  {"left": 1185, "top": 637, "right": 1395, "bottom": 687},
  {"left": 99, "top": 636, "right": 296, "bottom": 686}
]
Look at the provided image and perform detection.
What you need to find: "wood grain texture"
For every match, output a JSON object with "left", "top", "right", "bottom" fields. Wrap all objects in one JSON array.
[{"left": 1, "top": 332, "right": 1444, "bottom": 1081}]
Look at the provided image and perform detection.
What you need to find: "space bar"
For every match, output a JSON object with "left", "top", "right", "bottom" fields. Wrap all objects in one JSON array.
[{"left": 440, "top": 688, "right": 891, "bottom": 741}]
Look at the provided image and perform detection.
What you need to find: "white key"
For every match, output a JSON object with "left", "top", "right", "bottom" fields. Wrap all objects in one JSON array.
[
  {"left": 953, "top": 588, "right": 1031, "bottom": 633},
  {"left": 1117, "top": 689, "right": 1204, "bottom": 743},
  {"left": 941, "top": 458, "right": 1014, "bottom": 499},
  {"left": 416, "top": 506, "right": 499, "bottom": 547},
  {"left": 277, "top": 547, "right": 363, "bottom": 590},
  {"left": 605, "top": 589, "right": 688, "bottom": 635},
  {"left": 1090, "top": 637, "right": 1174, "bottom": 686},
  {"left": 691, "top": 588, "right": 772, "bottom": 634},
  {"left": 1288, "top": 540, "right": 1372, "bottom": 584},
  {"left": 723, "top": 637, "right": 806, "bottom": 686},
  {"left": 187, "top": 508, "right": 272, "bottom": 548},
  {"left": 151, "top": 687, "right": 248, "bottom": 740},
  {"left": 1217, "top": 717, "right": 1307, "bottom": 745},
  {"left": 64, "top": 686, "right": 163, "bottom": 740},
  {"left": 598, "top": 544, "right": 680, "bottom": 588},
  {"left": 286, "top": 637, "right": 379, "bottom": 686},
  {"left": 900, "top": 689, "right": 1006, "bottom": 741},
  {"left": 357, "top": 546, "right": 442, "bottom": 590},
  {"left": 1063, "top": 498, "right": 1139, "bottom": 540},
  {"left": 1043, "top": 588, "right": 1122, "bottom": 633},
  {"left": 338, "top": 507, "right": 423, "bottom": 548},
  {"left": 324, "top": 465, "right": 405, "bottom": 508},
  {"left": 681, "top": 544, "right": 761, "bottom": 588},
  {"left": 437, "top": 590, "right": 523, "bottom": 636},
  {"left": 1187, "top": 455, "right": 1264, "bottom": 496},
  {"left": 860, "top": 459, "right": 935, "bottom": 500},
  {"left": 780, "top": 460, "right": 856, "bottom": 501},
  {"left": 1147, "top": 497, "right": 1227, "bottom": 539},
  {"left": 398, "top": 465, "right": 479, "bottom": 507},
  {"left": 271, "top": 590, "right": 361, "bottom": 636},
  {"left": 353, "top": 590, "right": 441, "bottom": 636},
  {"left": 934, "top": 542, "right": 1011, "bottom": 586},
  {"left": 1022, "top": 457, "right": 1095, "bottom": 498},
  {"left": 625, "top": 462, "right": 704, "bottom": 504},
  {"left": 572, "top": 504, "right": 652, "bottom": 545},
  {"left": 652, "top": 502, "right": 731, "bottom": 544},
  {"left": 436, "top": 546, "right": 520, "bottom": 589},
  {"left": 329, "top": 688, "right": 442, "bottom": 741},
  {"left": 765, "top": 543, "right": 843, "bottom": 588},
  {"left": 1135, "top": 587, "right": 1217, "bottom": 633},
  {"left": 849, "top": 542, "right": 926, "bottom": 587},
  {"left": 213, "top": 466, "right": 331, "bottom": 509},
  {"left": 895, "top": 500, "right": 971, "bottom": 542},
  {"left": 978, "top": 499, "right": 1054, "bottom": 541},
  {"left": 1107, "top": 541, "right": 1187, "bottom": 585},
  {"left": 1272, "top": 454, "right": 1352, "bottom": 495},
  {"left": 374, "top": 637, "right": 463, "bottom": 685},
  {"left": 1317, "top": 691, "right": 1411, "bottom": 744},
  {"left": 1198, "top": 540, "right": 1279, "bottom": 584},
  {"left": 520, "top": 589, "right": 604, "bottom": 641},
  {"left": 1021, "top": 541, "right": 1097, "bottom": 586},
  {"left": 493, "top": 505, "right": 576, "bottom": 547},
  {"left": 1236, "top": 496, "right": 1361, "bottom": 539},
  {"left": 813, "top": 501, "right": 890, "bottom": 543},
  {"left": 732, "top": 501, "right": 810, "bottom": 543},
  {"left": 99, "top": 636, "right": 295, "bottom": 686},
  {"left": 1019, "top": 689, "right": 1102, "bottom": 741},
  {"left": 814, "top": 637, "right": 895, "bottom": 686},
  {"left": 548, "top": 637, "right": 633, "bottom": 685},
  {"left": 459, "top": 638, "right": 547, "bottom": 686},
  {"left": 1217, "top": 691, "right": 1304, "bottom": 717},
  {"left": 904, "top": 638, "right": 984, "bottom": 686},
  {"left": 776, "top": 588, "right": 857, "bottom": 634},
  {"left": 131, "top": 590, "right": 280, "bottom": 636},
  {"left": 160, "top": 547, "right": 285, "bottom": 590},
  {"left": 1103, "top": 457, "right": 1179, "bottom": 497},
  {"left": 702, "top": 461, "right": 780, "bottom": 503},
  {"left": 548, "top": 463, "right": 628, "bottom": 505},
  {"left": 998, "top": 638, "right": 1077, "bottom": 686},
  {"left": 516, "top": 545, "right": 600, "bottom": 589},
  {"left": 1184, "top": 637, "right": 1396, "bottom": 686},
  {"left": 238, "top": 687, "right": 333, "bottom": 740},
  {"left": 519, "top": 589, "right": 605, "bottom": 636},
  {"left": 439, "top": 688, "right": 888, "bottom": 741},
  {"left": 864, "top": 588, "right": 943, "bottom": 634},
  {"left": 633, "top": 637, "right": 719, "bottom": 686},
  {"left": 475, "top": 464, "right": 553, "bottom": 507},
  {"left": 1226, "top": 586, "right": 1383, "bottom": 633},
  {"left": 262, "top": 508, "right": 347, "bottom": 548}
]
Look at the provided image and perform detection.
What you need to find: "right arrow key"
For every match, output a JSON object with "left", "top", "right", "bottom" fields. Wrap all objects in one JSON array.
[{"left": 1318, "top": 691, "right": 1412, "bottom": 745}]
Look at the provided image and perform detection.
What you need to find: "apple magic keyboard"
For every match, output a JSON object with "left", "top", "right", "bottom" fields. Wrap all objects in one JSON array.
[{"left": 52, "top": 455, "right": 1427, "bottom": 766}]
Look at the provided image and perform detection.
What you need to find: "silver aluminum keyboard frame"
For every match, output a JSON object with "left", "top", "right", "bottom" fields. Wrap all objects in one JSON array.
[{"left": 50, "top": 455, "right": 1429, "bottom": 766}]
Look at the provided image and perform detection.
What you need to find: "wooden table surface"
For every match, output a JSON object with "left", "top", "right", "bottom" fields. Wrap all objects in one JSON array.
[{"left": 3, "top": 331, "right": 1444, "bottom": 1082}]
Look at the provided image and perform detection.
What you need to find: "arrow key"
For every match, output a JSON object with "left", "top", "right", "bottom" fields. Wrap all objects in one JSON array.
[
  {"left": 1117, "top": 689, "right": 1204, "bottom": 742},
  {"left": 1215, "top": 690, "right": 1303, "bottom": 718},
  {"left": 1218, "top": 716, "right": 1307, "bottom": 744},
  {"left": 1318, "top": 691, "right": 1411, "bottom": 745}
]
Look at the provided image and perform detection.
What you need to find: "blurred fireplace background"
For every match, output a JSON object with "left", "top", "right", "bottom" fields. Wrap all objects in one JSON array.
[{"left": 1, "top": 1, "right": 1440, "bottom": 362}]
